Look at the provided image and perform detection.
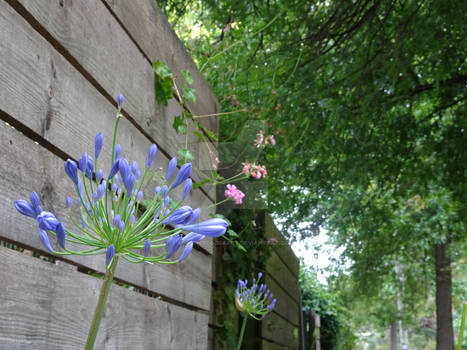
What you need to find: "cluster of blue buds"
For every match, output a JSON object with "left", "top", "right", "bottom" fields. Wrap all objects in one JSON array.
[
  {"left": 15, "top": 94, "right": 229, "bottom": 268},
  {"left": 235, "top": 272, "right": 277, "bottom": 320}
]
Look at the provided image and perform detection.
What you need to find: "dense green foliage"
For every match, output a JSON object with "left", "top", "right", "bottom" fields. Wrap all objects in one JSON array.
[
  {"left": 301, "top": 267, "right": 357, "bottom": 349},
  {"left": 159, "top": 0, "right": 467, "bottom": 346}
]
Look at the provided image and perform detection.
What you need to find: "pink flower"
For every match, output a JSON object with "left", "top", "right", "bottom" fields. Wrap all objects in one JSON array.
[
  {"left": 225, "top": 184, "right": 245, "bottom": 205},
  {"left": 242, "top": 162, "right": 267, "bottom": 179},
  {"left": 242, "top": 161, "right": 251, "bottom": 175},
  {"left": 269, "top": 135, "right": 276, "bottom": 145},
  {"left": 254, "top": 130, "right": 265, "bottom": 147},
  {"left": 212, "top": 157, "right": 219, "bottom": 170}
]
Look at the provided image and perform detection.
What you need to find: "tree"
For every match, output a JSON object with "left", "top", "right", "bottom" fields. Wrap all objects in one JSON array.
[{"left": 161, "top": 1, "right": 467, "bottom": 347}]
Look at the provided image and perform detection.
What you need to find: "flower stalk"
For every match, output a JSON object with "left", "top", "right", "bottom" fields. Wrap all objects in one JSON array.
[
  {"left": 84, "top": 257, "right": 119, "bottom": 350},
  {"left": 235, "top": 313, "right": 248, "bottom": 350}
]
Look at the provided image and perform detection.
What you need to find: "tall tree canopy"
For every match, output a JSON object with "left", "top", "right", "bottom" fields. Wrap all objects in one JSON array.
[{"left": 160, "top": 0, "right": 467, "bottom": 347}]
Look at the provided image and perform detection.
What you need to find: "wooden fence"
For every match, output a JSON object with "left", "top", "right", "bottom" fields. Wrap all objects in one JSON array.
[
  {"left": 0, "top": 0, "right": 219, "bottom": 348},
  {"left": 210, "top": 213, "right": 302, "bottom": 350}
]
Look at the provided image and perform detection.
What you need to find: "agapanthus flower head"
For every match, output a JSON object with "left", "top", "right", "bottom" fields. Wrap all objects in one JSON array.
[
  {"left": 235, "top": 272, "right": 276, "bottom": 320},
  {"left": 14, "top": 93, "right": 229, "bottom": 269},
  {"left": 224, "top": 184, "right": 245, "bottom": 205}
]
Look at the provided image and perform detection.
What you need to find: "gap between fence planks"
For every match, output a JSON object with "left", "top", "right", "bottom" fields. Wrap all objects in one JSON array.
[
  {"left": 0, "top": 0, "right": 214, "bottom": 254},
  {"left": 0, "top": 246, "right": 208, "bottom": 350},
  {"left": 8, "top": 0, "right": 217, "bottom": 199}
]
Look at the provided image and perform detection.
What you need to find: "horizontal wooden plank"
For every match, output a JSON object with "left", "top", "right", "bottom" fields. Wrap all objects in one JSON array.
[
  {"left": 12, "top": 0, "right": 216, "bottom": 199},
  {"left": 103, "top": 0, "right": 220, "bottom": 133},
  {"left": 264, "top": 214, "right": 299, "bottom": 278},
  {"left": 0, "top": 246, "right": 208, "bottom": 349},
  {"left": 0, "top": 0, "right": 214, "bottom": 254},
  {"left": 265, "top": 276, "right": 299, "bottom": 326},
  {"left": 262, "top": 312, "right": 299, "bottom": 349},
  {"left": 266, "top": 249, "right": 300, "bottom": 303},
  {"left": 0, "top": 120, "right": 211, "bottom": 310}
]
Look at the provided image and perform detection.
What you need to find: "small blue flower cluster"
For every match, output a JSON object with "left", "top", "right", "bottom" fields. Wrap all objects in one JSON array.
[
  {"left": 15, "top": 94, "right": 228, "bottom": 267},
  {"left": 235, "top": 272, "right": 277, "bottom": 320}
]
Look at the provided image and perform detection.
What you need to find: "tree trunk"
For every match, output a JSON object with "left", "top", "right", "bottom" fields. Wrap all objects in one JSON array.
[
  {"left": 434, "top": 240, "right": 454, "bottom": 350},
  {"left": 390, "top": 321, "right": 399, "bottom": 350}
]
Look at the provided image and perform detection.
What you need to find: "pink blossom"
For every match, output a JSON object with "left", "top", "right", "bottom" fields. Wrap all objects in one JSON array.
[
  {"left": 242, "top": 162, "right": 267, "bottom": 179},
  {"left": 242, "top": 161, "right": 251, "bottom": 175},
  {"left": 225, "top": 184, "right": 245, "bottom": 205},
  {"left": 269, "top": 135, "right": 276, "bottom": 145},
  {"left": 212, "top": 157, "right": 219, "bottom": 170},
  {"left": 254, "top": 130, "right": 265, "bottom": 147}
]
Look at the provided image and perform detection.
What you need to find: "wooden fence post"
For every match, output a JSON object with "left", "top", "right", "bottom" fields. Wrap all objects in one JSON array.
[{"left": 314, "top": 312, "right": 321, "bottom": 350}]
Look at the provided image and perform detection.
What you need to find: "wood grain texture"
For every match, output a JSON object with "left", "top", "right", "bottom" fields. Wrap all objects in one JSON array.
[
  {"left": 265, "top": 276, "right": 300, "bottom": 327},
  {"left": 266, "top": 249, "right": 300, "bottom": 303},
  {"left": 0, "top": 119, "right": 211, "bottom": 311},
  {"left": 103, "top": 0, "right": 220, "bottom": 133},
  {"left": 264, "top": 214, "right": 299, "bottom": 279},
  {"left": 0, "top": 0, "right": 214, "bottom": 254},
  {"left": 262, "top": 312, "right": 299, "bottom": 349},
  {"left": 13, "top": 0, "right": 216, "bottom": 198},
  {"left": 0, "top": 246, "right": 208, "bottom": 350}
]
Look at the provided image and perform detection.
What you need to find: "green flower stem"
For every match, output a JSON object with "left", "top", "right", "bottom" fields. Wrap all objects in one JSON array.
[
  {"left": 236, "top": 313, "right": 248, "bottom": 350},
  {"left": 456, "top": 302, "right": 467, "bottom": 350},
  {"left": 84, "top": 256, "right": 119, "bottom": 350}
]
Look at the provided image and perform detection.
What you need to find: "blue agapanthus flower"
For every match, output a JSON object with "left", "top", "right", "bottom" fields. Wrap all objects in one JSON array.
[
  {"left": 14, "top": 94, "right": 228, "bottom": 268},
  {"left": 235, "top": 272, "right": 276, "bottom": 319}
]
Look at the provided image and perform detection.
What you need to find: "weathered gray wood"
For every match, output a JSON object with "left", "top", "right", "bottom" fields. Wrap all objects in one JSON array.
[
  {"left": 0, "top": 120, "right": 211, "bottom": 310},
  {"left": 13, "top": 0, "right": 216, "bottom": 198},
  {"left": 0, "top": 246, "right": 208, "bottom": 349},
  {"left": 262, "top": 312, "right": 299, "bottom": 349},
  {"left": 0, "top": 0, "right": 214, "bottom": 253},
  {"left": 103, "top": 0, "right": 220, "bottom": 133},
  {"left": 265, "top": 276, "right": 300, "bottom": 326},
  {"left": 264, "top": 214, "right": 300, "bottom": 278},
  {"left": 266, "top": 249, "right": 300, "bottom": 303}
]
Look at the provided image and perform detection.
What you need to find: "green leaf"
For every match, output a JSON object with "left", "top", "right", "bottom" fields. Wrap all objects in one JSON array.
[
  {"left": 155, "top": 78, "right": 173, "bottom": 106},
  {"left": 182, "top": 86, "right": 197, "bottom": 103},
  {"left": 172, "top": 115, "right": 187, "bottom": 134},
  {"left": 182, "top": 69, "right": 193, "bottom": 85},
  {"left": 153, "top": 60, "right": 173, "bottom": 79},
  {"left": 178, "top": 148, "right": 194, "bottom": 162},
  {"left": 235, "top": 242, "right": 247, "bottom": 253},
  {"left": 193, "top": 178, "right": 211, "bottom": 189}
]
